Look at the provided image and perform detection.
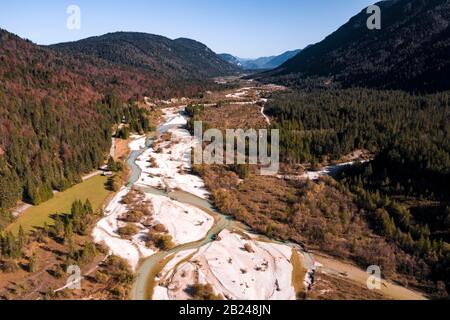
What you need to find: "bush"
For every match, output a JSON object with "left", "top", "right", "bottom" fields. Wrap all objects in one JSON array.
[
  {"left": 110, "top": 285, "right": 128, "bottom": 300},
  {"left": 230, "top": 164, "right": 250, "bottom": 180},
  {"left": 186, "top": 283, "right": 222, "bottom": 300},
  {"left": 103, "top": 255, "right": 135, "bottom": 299},
  {"left": 0, "top": 259, "right": 19, "bottom": 273},
  {"left": 117, "top": 224, "right": 139, "bottom": 237},
  {"left": 123, "top": 210, "right": 144, "bottom": 223},
  {"left": 156, "top": 234, "right": 175, "bottom": 250},
  {"left": 150, "top": 232, "right": 174, "bottom": 250},
  {"left": 94, "top": 270, "right": 109, "bottom": 284},
  {"left": 28, "top": 254, "right": 37, "bottom": 273},
  {"left": 107, "top": 157, "right": 124, "bottom": 172},
  {"left": 107, "top": 175, "right": 122, "bottom": 192},
  {"left": 148, "top": 157, "right": 157, "bottom": 168},
  {"left": 73, "top": 242, "right": 97, "bottom": 265},
  {"left": 51, "top": 264, "right": 65, "bottom": 279},
  {"left": 243, "top": 243, "right": 255, "bottom": 253},
  {"left": 153, "top": 223, "right": 168, "bottom": 233}
]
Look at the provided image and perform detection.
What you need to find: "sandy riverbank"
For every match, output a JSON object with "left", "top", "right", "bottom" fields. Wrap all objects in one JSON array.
[
  {"left": 153, "top": 229, "right": 301, "bottom": 300},
  {"left": 134, "top": 107, "right": 209, "bottom": 200},
  {"left": 93, "top": 114, "right": 213, "bottom": 271}
]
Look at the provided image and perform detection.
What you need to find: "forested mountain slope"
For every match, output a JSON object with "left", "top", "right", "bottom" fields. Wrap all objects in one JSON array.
[
  {"left": 0, "top": 29, "right": 224, "bottom": 215},
  {"left": 259, "top": 0, "right": 450, "bottom": 92},
  {"left": 219, "top": 49, "right": 301, "bottom": 70},
  {"left": 261, "top": 49, "right": 301, "bottom": 70},
  {"left": 50, "top": 32, "right": 240, "bottom": 78},
  {"left": 265, "top": 87, "right": 450, "bottom": 297}
]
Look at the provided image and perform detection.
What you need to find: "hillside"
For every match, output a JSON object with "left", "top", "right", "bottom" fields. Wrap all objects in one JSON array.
[
  {"left": 258, "top": 0, "right": 450, "bottom": 92},
  {"left": 0, "top": 29, "right": 225, "bottom": 214},
  {"left": 219, "top": 49, "right": 301, "bottom": 70},
  {"left": 264, "top": 49, "right": 302, "bottom": 69},
  {"left": 50, "top": 32, "right": 240, "bottom": 79},
  {"left": 218, "top": 53, "right": 243, "bottom": 67}
]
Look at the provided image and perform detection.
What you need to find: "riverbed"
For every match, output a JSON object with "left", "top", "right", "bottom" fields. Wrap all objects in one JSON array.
[
  {"left": 92, "top": 106, "right": 312, "bottom": 300},
  {"left": 94, "top": 100, "right": 425, "bottom": 301}
]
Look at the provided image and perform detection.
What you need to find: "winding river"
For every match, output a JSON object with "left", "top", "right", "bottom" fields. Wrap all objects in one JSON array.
[
  {"left": 127, "top": 110, "right": 237, "bottom": 300},
  {"left": 126, "top": 108, "right": 316, "bottom": 300},
  {"left": 122, "top": 106, "right": 427, "bottom": 301},
  {"left": 116, "top": 86, "right": 429, "bottom": 300}
]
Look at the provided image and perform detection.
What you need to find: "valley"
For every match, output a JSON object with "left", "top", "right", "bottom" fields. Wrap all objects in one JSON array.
[
  {"left": 92, "top": 94, "right": 314, "bottom": 300},
  {"left": 93, "top": 85, "right": 428, "bottom": 301},
  {"left": 1, "top": 0, "right": 449, "bottom": 303},
  {"left": 0, "top": 79, "right": 440, "bottom": 301}
]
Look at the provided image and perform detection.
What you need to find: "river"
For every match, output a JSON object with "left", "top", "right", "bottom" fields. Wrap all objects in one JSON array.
[
  {"left": 127, "top": 109, "right": 238, "bottom": 300},
  {"left": 125, "top": 107, "right": 318, "bottom": 300},
  {"left": 122, "top": 106, "right": 423, "bottom": 301}
]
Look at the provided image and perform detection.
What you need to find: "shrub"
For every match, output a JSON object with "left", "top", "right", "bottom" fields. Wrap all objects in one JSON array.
[
  {"left": 103, "top": 255, "right": 135, "bottom": 299},
  {"left": 94, "top": 270, "right": 109, "bottom": 284},
  {"left": 186, "top": 283, "right": 222, "bottom": 300},
  {"left": 117, "top": 224, "right": 139, "bottom": 237},
  {"left": 153, "top": 223, "right": 168, "bottom": 233},
  {"left": 0, "top": 259, "right": 19, "bottom": 273},
  {"left": 110, "top": 285, "right": 128, "bottom": 300},
  {"left": 243, "top": 243, "right": 255, "bottom": 253},
  {"left": 107, "top": 175, "right": 122, "bottom": 192},
  {"left": 51, "top": 264, "right": 65, "bottom": 279},
  {"left": 150, "top": 232, "right": 175, "bottom": 250},
  {"left": 28, "top": 254, "right": 37, "bottom": 273},
  {"left": 74, "top": 242, "right": 97, "bottom": 265},
  {"left": 123, "top": 210, "right": 144, "bottom": 223}
]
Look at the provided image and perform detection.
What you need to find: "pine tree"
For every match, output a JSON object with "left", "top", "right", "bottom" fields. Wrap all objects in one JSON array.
[
  {"left": 28, "top": 253, "right": 37, "bottom": 273},
  {"left": 64, "top": 223, "right": 73, "bottom": 246},
  {"left": 18, "top": 225, "right": 26, "bottom": 250},
  {"left": 54, "top": 215, "right": 65, "bottom": 238},
  {"left": 84, "top": 199, "right": 93, "bottom": 215}
]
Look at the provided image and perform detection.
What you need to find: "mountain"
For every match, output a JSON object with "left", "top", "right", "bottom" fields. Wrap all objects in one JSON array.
[
  {"left": 50, "top": 32, "right": 240, "bottom": 79},
  {"left": 258, "top": 0, "right": 450, "bottom": 92},
  {"left": 217, "top": 53, "right": 242, "bottom": 67},
  {"left": 239, "top": 56, "right": 274, "bottom": 70},
  {"left": 263, "top": 49, "right": 302, "bottom": 69},
  {"left": 219, "top": 49, "right": 301, "bottom": 70}
]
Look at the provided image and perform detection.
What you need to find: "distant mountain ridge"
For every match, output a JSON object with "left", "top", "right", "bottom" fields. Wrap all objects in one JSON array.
[
  {"left": 218, "top": 53, "right": 243, "bottom": 67},
  {"left": 258, "top": 0, "right": 450, "bottom": 92},
  {"left": 219, "top": 49, "right": 301, "bottom": 70},
  {"left": 50, "top": 32, "right": 240, "bottom": 79}
]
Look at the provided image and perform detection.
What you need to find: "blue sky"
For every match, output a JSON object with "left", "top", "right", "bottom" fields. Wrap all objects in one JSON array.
[{"left": 1, "top": 0, "right": 376, "bottom": 58}]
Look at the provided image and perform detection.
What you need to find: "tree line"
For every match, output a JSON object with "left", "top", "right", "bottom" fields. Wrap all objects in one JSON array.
[
  {"left": 266, "top": 88, "right": 450, "bottom": 296},
  {"left": 0, "top": 93, "right": 151, "bottom": 213},
  {"left": 266, "top": 88, "right": 449, "bottom": 195},
  {"left": 0, "top": 199, "right": 97, "bottom": 273}
]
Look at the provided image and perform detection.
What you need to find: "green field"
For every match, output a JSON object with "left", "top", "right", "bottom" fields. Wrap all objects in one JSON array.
[{"left": 7, "top": 175, "right": 111, "bottom": 234}]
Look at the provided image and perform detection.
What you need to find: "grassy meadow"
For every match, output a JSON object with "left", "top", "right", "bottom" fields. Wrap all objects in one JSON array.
[{"left": 7, "top": 175, "right": 111, "bottom": 234}]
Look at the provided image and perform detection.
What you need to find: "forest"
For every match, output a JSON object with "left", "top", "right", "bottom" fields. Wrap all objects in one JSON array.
[
  {"left": 264, "top": 87, "right": 450, "bottom": 296},
  {"left": 266, "top": 89, "right": 449, "bottom": 178},
  {"left": 336, "top": 160, "right": 450, "bottom": 293},
  {"left": 258, "top": 0, "right": 450, "bottom": 93},
  {"left": 0, "top": 28, "right": 225, "bottom": 223},
  {"left": 0, "top": 93, "right": 150, "bottom": 217},
  {"left": 0, "top": 198, "right": 134, "bottom": 299},
  {"left": 0, "top": 200, "right": 96, "bottom": 268}
]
